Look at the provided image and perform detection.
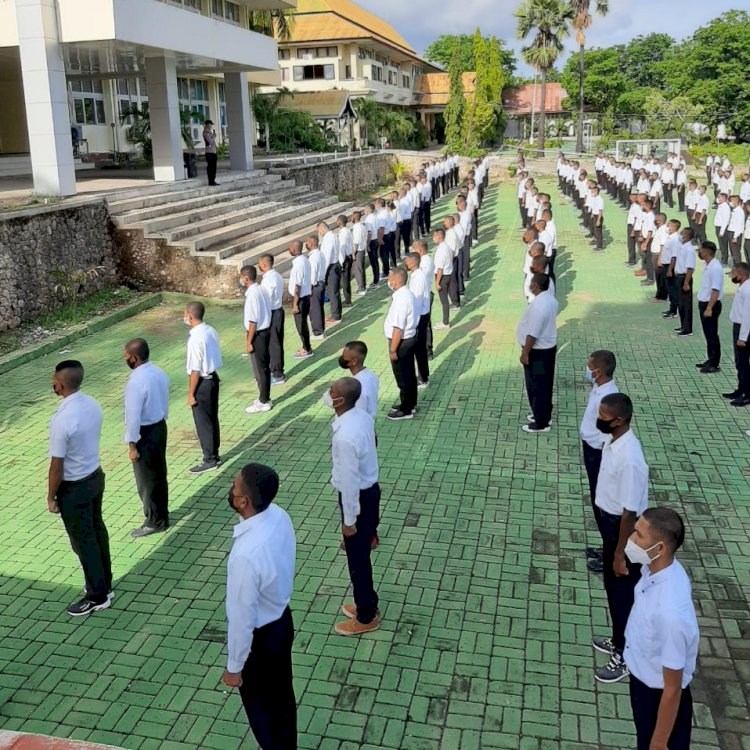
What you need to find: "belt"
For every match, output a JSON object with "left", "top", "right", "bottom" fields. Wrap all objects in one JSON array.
[
  {"left": 62, "top": 466, "right": 103, "bottom": 485},
  {"left": 200, "top": 373, "right": 216, "bottom": 380}
]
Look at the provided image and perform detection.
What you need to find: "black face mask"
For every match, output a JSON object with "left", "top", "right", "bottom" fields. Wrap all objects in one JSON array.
[
  {"left": 227, "top": 489, "right": 237, "bottom": 511},
  {"left": 596, "top": 417, "right": 617, "bottom": 434},
  {"left": 338, "top": 355, "right": 350, "bottom": 370}
]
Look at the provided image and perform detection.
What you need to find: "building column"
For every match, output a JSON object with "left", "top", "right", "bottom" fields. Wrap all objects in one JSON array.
[
  {"left": 224, "top": 72, "right": 253, "bottom": 172},
  {"left": 15, "top": 0, "right": 76, "bottom": 195},
  {"left": 145, "top": 55, "right": 184, "bottom": 182}
]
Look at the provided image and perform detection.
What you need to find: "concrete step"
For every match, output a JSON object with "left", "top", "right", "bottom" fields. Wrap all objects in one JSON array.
[{"left": 185, "top": 194, "right": 345, "bottom": 253}]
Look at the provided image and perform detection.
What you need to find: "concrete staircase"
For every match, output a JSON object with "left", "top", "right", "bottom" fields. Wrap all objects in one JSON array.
[{"left": 108, "top": 171, "right": 355, "bottom": 280}]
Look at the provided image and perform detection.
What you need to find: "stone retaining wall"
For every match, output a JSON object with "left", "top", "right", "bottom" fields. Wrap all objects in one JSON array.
[{"left": 0, "top": 200, "right": 117, "bottom": 331}]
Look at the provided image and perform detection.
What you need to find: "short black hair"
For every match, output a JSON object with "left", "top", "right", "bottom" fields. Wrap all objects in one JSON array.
[
  {"left": 642, "top": 507, "right": 685, "bottom": 552},
  {"left": 239, "top": 464, "right": 279, "bottom": 513},
  {"left": 185, "top": 301, "right": 205, "bottom": 320},
  {"left": 531, "top": 272, "right": 549, "bottom": 291},
  {"left": 601, "top": 392, "right": 633, "bottom": 422},
  {"left": 259, "top": 254, "right": 274, "bottom": 268},
  {"left": 700, "top": 241, "right": 717, "bottom": 256},
  {"left": 345, "top": 340, "right": 368, "bottom": 363},
  {"left": 733, "top": 262, "right": 750, "bottom": 276},
  {"left": 589, "top": 349, "right": 616, "bottom": 378},
  {"left": 240, "top": 265, "right": 258, "bottom": 281},
  {"left": 682, "top": 227, "right": 695, "bottom": 240},
  {"left": 55, "top": 359, "right": 84, "bottom": 389},
  {"left": 125, "top": 338, "right": 150, "bottom": 361}
]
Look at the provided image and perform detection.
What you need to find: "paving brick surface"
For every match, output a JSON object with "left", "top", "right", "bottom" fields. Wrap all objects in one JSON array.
[{"left": 0, "top": 177, "right": 748, "bottom": 749}]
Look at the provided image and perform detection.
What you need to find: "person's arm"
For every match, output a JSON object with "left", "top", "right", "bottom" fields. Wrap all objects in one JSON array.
[
  {"left": 520, "top": 334, "right": 536, "bottom": 366},
  {"left": 613, "top": 509, "right": 637, "bottom": 576},
  {"left": 739, "top": 300, "right": 750, "bottom": 345},
  {"left": 435, "top": 268, "right": 443, "bottom": 290},
  {"left": 684, "top": 266, "right": 694, "bottom": 291},
  {"left": 245, "top": 322, "right": 257, "bottom": 354},
  {"left": 389, "top": 327, "right": 403, "bottom": 362},
  {"left": 378, "top": 226, "right": 385, "bottom": 246},
  {"left": 47, "top": 457, "right": 64, "bottom": 514},
  {"left": 124, "top": 380, "right": 142, "bottom": 462},
  {"left": 649, "top": 667, "right": 685, "bottom": 750},
  {"left": 223, "top": 557, "right": 260, "bottom": 688},
  {"left": 333, "top": 435, "right": 361, "bottom": 535},
  {"left": 291, "top": 282, "right": 300, "bottom": 315},
  {"left": 704, "top": 287, "right": 720, "bottom": 317},
  {"left": 188, "top": 371, "right": 200, "bottom": 406}
]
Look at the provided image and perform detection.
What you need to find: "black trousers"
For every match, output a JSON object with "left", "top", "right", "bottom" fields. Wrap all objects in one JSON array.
[
  {"left": 57, "top": 468, "right": 112, "bottom": 602},
  {"left": 387, "top": 232, "right": 397, "bottom": 269},
  {"left": 325, "top": 264, "right": 342, "bottom": 321},
  {"left": 676, "top": 275, "right": 693, "bottom": 334},
  {"left": 716, "top": 227, "right": 730, "bottom": 266},
  {"left": 353, "top": 251, "right": 366, "bottom": 292},
  {"left": 548, "top": 250, "right": 557, "bottom": 284},
  {"left": 655, "top": 264, "right": 668, "bottom": 300},
  {"left": 340, "top": 483, "right": 380, "bottom": 624},
  {"left": 269, "top": 308, "right": 285, "bottom": 378},
  {"left": 629, "top": 675, "right": 693, "bottom": 750},
  {"left": 461, "top": 236, "right": 471, "bottom": 281},
  {"left": 192, "top": 375, "right": 220, "bottom": 463},
  {"left": 695, "top": 220, "right": 706, "bottom": 245},
  {"left": 415, "top": 313, "right": 430, "bottom": 384},
  {"left": 368, "top": 240, "right": 380, "bottom": 285},
  {"left": 399, "top": 220, "right": 412, "bottom": 256},
  {"left": 677, "top": 186, "right": 685, "bottom": 212},
  {"left": 133, "top": 420, "right": 169, "bottom": 530},
  {"left": 438, "top": 275, "right": 451, "bottom": 325},
  {"left": 643, "top": 242, "right": 654, "bottom": 282},
  {"left": 745, "top": 238, "right": 750, "bottom": 266},
  {"left": 310, "top": 282, "right": 325, "bottom": 336},
  {"left": 699, "top": 300, "right": 722, "bottom": 367},
  {"left": 251, "top": 328, "right": 272, "bottom": 404},
  {"left": 341, "top": 256, "right": 353, "bottom": 304},
  {"left": 425, "top": 292, "right": 434, "bottom": 358},
  {"left": 390, "top": 336, "right": 418, "bottom": 413},
  {"left": 729, "top": 232, "right": 742, "bottom": 266},
  {"left": 448, "top": 267, "right": 460, "bottom": 307},
  {"left": 379, "top": 242, "right": 390, "bottom": 278},
  {"left": 523, "top": 346, "right": 556, "bottom": 429},
  {"left": 239, "top": 607, "right": 297, "bottom": 750},
  {"left": 456, "top": 249, "right": 465, "bottom": 297},
  {"left": 293, "top": 296, "right": 312, "bottom": 353},
  {"left": 663, "top": 184, "right": 674, "bottom": 207},
  {"left": 206, "top": 153, "right": 218, "bottom": 185},
  {"left": 666, "top": 273, "right": 679, "bottom": 314},
  {"left": 581, "top": 440, "right": 603, "bottom": 510},
  {"left": 735, "top": 323, "right": 750, "bottom": 396},
  {"left": 596, "top": 509, "right": 641, "bottom": 653},
  {"left": 594, "top": 221, "right": 603, "bottom": 250},
  {"left": 421, "top": 202, "right": 431, "bottom": 235}
]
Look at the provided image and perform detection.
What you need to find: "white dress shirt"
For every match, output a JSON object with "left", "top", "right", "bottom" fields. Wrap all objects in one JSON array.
[
  {"left": 409, "top": 268, "right": 430, "bottom": 318},
  {"left": 123, "top": 361, "right": 169, "bottom": 444},
  {"left": 651, "top": 224, "right": 669, "bottom": 255},
  {"left": 363, "top": 213, "right": 379, "bottom": 242},
  {"left": 354, "top": 368, "right": 379, "bottom": 418},
  {"left": 320, "top": 230, "right": 338, "bottom": 267},
  {"left": 624, "top": 560, "right": 699, "bottom": 690},
  {"left": 419, "top": 253, "right": 435, "bottom": 284},
  {"left": 516, "top": 290, "right": 559, "bottom": 350},
  {"left": 445, "top": 227, "right": 459, "bottom": 257},
  {"left": 244, "top": 283, "right": 271, "bottom": 332},
  {"left": 261, "top": 269, "right": 284, "bottom": 311},
  {"left": 338, "top": 226, "right": 353, "bottom": 264},
  {"left": 288, "top": 255, "right": 312, "bottom": 297},
  {"left": 352, "top": 222, "right": 368, "bottom": 253},
  {"left": 580, "top": 379, "right": 619, "bottom": 450},
  {"left": 697, "top": 257, "right": 724, "bottom": 302},
  {"left": 434, "top": 242, "right": 454, "bottom": 277},
  {"left": 661, "top": 233, "right": 680, "bottom": 265},
  {"left": 714, "top": 202, "right": 731, "bottom": 232},
  {"left": 331, "top": 407, "right": 379, "bottom": 526},
  {"left": 384, "top": 286, "right": 417, "bottom": 340},
  {"left": 674, "top": 242, "right": 696, "bottom": 275},
  {"left": 186, "top": 322, "right": 223, "bottom": 376},
  {"left": 595, "top": 429, "right": 649, "bottom": 516},
  {"left": 48, "top": 391, "right": 103, "bottom": 481},
  {"left": 695, "top": 194, "right": 710, "bottom": 215},
  {"left": 226, "top": 503, "right": 295, "bottom": 673},
  {"left": 308, "top": 248, "right": 326, "bottom": 285},
  {"left": 729, "top": 206, "right": 745, "bottom": 236}
]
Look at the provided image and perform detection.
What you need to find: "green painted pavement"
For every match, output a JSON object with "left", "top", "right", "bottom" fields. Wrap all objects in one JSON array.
[{"left": 0, "top": 177, "right": 747, "bottom": 750}]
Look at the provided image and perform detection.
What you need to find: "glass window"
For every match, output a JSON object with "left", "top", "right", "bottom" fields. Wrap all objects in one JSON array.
[
  {"left": 74, "top": 99, "right": 85, "bottom": 123},
  {"left": 225, "top": 1, "right": 240, "bottom": 23},
  {"left": 293, "top": 66, "right": 303, "bottom": 81},
  {"left": 281, "top": 68, "right": 290, "bottom": 82},
  {"left": 345, "top": 65, "right": 352, "bottom": 79},
  {"left": 328, "top": 46, "right": 338, "bottom": 57},
  {"left": 324, "top": 65, "right": 334, "bottom": 80}
]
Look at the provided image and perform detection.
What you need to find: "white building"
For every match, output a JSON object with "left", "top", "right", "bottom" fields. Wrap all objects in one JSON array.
[{"left": 0, "top": 0, "right": 295, "bottom": 195}]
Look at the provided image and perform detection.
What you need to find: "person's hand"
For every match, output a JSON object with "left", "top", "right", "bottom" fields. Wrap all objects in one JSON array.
[
  {"left": 188, "top": 394, "right": 198, "bottom": 407},
  {"left": 47, "top": 498, "right": 59, "bottom": 514},
  {"left": 737, "top": 339, "right": 746, "bottom": 348},
  {"left": 291, "top": 305, "right": 299, "bottom": 315},
  {"left": 613, "top": 552, "right": 629, "bottom": 577},
  {"left": 389, "top": 350, "right": 398, "bottom": 362},
  {"left": 520, "top": 352, "right": 530, "bottom": 366},
  {"left": 649, "top": 739, "right": 668, "bottom": 750},
  {"left": 342, "top": 524, "right": 357, "bottom": 538},
  {"left": 703, "top": 308, "right": 713, "bottom": 318},
  {"left": 222, "top": 670, "right": 243, "bottom": 688},
  {"left": 128, "top": 446, "right": 140, "bottom": 462},
  {"left": 246, "top": 343, "right": 254, "bottom": 354},
  {"left": 683, "top": 283, "right": 690, "bottom": 293},
  {"left": 667, "top": 269, "right": 673, "bottom": 278}
]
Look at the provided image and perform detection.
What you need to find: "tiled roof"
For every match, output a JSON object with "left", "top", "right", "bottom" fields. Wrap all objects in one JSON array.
[
  {"left": 417, "top": 72, "right": 476, "bottom": 106},
  {"left": 276, "top": 90, "right": 356, "bottom": 119},
  {"left": 503, "top": 83, "right": 568, "bottom": 115}
]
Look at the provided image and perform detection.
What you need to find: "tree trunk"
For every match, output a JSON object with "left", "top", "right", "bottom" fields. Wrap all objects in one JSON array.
[
  {"left": 538, "top": 68, "right": 547, "bottom": 156},
  {"left": 576, "top": 43, "right": 585, "bottom": 153},
  {"left": 265, "top": 121, "right": 271, "bottom": 154}
]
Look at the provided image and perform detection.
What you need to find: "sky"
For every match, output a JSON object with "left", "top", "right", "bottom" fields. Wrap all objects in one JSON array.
[{"left": 355, "top": 0, "right": 743, "bottom": 74}]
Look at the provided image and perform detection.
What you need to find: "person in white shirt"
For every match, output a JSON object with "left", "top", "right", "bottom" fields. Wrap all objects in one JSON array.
[
  {"left": 456, "top": 195, "right": 473, "bottom": 285},
  {"left": 728, "top": 195, "right": 745, "bottom": 267},
  {"left": 122, "top": 338, "right": 170, "bottom": 538},
  {"left": 338, "top": 341, "right": 379, "bottom": 418},
  {"left": 350, "top": 211, "right": 369, "bottom": 295},
  {"left": 695, "top": 242, "right": 724, "bottom": 373},
  {"left": 670, "top": 228, "right": 697, "bottom": 336},
  {"left": 442, "top": 217, "right": 462, "bottom": 309},
  {"left": 336, "top": 214, "right": 354, "bottom": 307},
  {"left": 580, "top": 350, "right": 619, "bottom": 574},
  {"left": 661, "top": 164, "right": 675, "bottom": 208},
  {"left": 661, "top": 219, "right": 683, "bottom": 319},
  {"left": 241, "top": 265, "right": 273, "bottom": 414},
  {"left": 623, "top": 508, "right": 699, "bottom": 750},
  {"left": 740, "top": 174, "right": 750, "bottom": 204},
  {"left": 432, "top": 228, "right": 454, "bottom": 330},
  {"left": 405, "top": 252, "right": 431, "bottom": 389},
  {"left": 685, "top": 179, "right": 698, "bottom": 233},
  {"left": 651, "top": 213, "right": 669, "bottom": 303},
  {"left": 325, "top": 378, "right": 381, "bottom": 635},
  {"left": 223, "top": 463, "right": 297, "bottom": 748},
  {"left": 363, "top": 203, "right": 383, "bottom": 287},
  {"left": 306, "top": 234, "right": 327, "bottom": 339},
  {"left": 517, "top": 273, "right": 559, "bottom": 433},
  {"left": 745, "top": 200, "right": 750, "bottom": 264},
  {"left": 318, "top": 221, "right": 342, "bottom": 324},
  {"left": 591, "top": 393, "right": 649, "bottom": 685},
  {"left": 639, "top": 200, "right": 656, "bottom": 286},
  {"left": 589, "top": 186, "right": 604, "bottom": 252},
  {"left": 288, "top": 240, "right": 313, "bottom": 360},
  {"left": 675, "top": 165, "right": 687, "bottom": 212},
  {"left": 259, "top": 254, "right": 286, "bottom": 385},
  {"left": 519, "top": 176, "right": 531, "bottom": 227},
  {"left": 713, "top": 192, "right": 731, "bottom": 265},
  {"left": 384, "top": 268, "right": 418, "bottom": 420},
  {"left": 419, "top": 175, "right": 432, "bottom": 237},
  {"left": 397, "top": 185, "right": 414, "bottom": 258},
  {"left": 414, "top": 239, "right": 435, "bottom": 359},
  {"left": 184, "top": 301, "right": 223, "bottom": 473},
  {"left": 626, "top": 195, "right": 642, "bottom": 268},
  {"left": 726, "top": 263, "right": 750, "bottom": 405},
  {"left": 693, "top": 186, "right": 710, "bottom": 244},
  {"left": 48, "top": 359, "right": 112, "bottom": 617}
]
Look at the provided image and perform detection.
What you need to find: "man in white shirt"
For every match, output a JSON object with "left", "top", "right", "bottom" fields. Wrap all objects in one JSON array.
[
  {"left": 579, "top": 350, "right": 619, "bottom": 574},
  {"left": 326, "top": 378, "right": 381, "bottom": 635},
  {"left": 589, "top": 186, "right": 604, "bottom": 252},
  {"left": 184, "top": 301, "right": 223, "bottom": 473},
  {"left": 591, "top": 393, "right": 649, "bottom": 684},
  {"left": 661, "top": 164, "right": 675, "bottom": 208},
  {"left": 259, "top": 254, "right": 286, "bottom": 385},
  {"left": 350, "top": 211, "right": 369, "bottom": 295},
  {"left": 728, "top": 195, "right": 745, "bottom": 266},
  {"left": 626, "top": 195, "right": 642, "bottom": 269},
  {"left": 671, "top": 228, "right": 697, "bottom": 337},
  {"left": 48, "top": 359, "right": 112, "bottom": 618},
  {"left": 685, "top": 179, "right": 698, "bottom": 233},
  {"left": 223, "top": 463, "right": 297, "bottom": 748},
  {"left": 518, "top": 173, "right": 529, "bottom": 227},
  {"left": 651, "top": 213, "right": 669, "bottom": 303},
  {"left": 745, "top": 200, "right": 750, "bottom": 264},
  {"left": 384, "top": 268, "right": 418, "bottom": 420},
  {"left": 661, "top": 220, "right": 683, "bottom": 319},
  {"left": 241, "top": 265, "right": 273, "bottom": 414},
  {"left": 405, "top": 252, "right": 431, "bottom": 389},
  {"left": 122, "top": 338, "right": 170, "bottom": 538},
  {"left": 336, "top": 214, "right": 354, "bottom": 307},
  {"left": 695, "top": 242, "right": 724, "bottom": 373},
  {"left": 318, "top": 221, "right": 342, "bottom": 324},
  {"left": 338, "top": 341, "right": 379, "bottom": 418},
  {"left": 714, "top": 192, "right": 731, "bottom": 265},
  {"left": 432, "top": 228, "right": 454, "bottom": 330},
  {"left": 726, "top": 263, "right": 750, "bottom": 405},
  {"left": 675, "top": 165, "right": 687, "bottom": 212},
  {"left": 442, "top": 217, "right": 462, "bottom": 309},
  {"left": 517, "top": 274, "right": 559, "bottom": 433},
  {"left": 693, "top": 186, "right": 710, "bottom": 245},
  {"left": 623, "top": 508, "right": 699, "bottom": 750},
  {"left": 419, "top": 175, "right": 432, "bottom": 237},
  {"left": 306, "top": 234, "right": 326, "bottom": 339},
  {"left": 638, "top": 200, "right": 656, "bottom": 286},
  {"left": 414, "top": 239, "right": 435, "bottom": 359},
  {"left": 288, "top": 240, "right": 313, "bottom": 360},
  {"left": 363, "top": 203, "right": 383, "bottom": 287}
]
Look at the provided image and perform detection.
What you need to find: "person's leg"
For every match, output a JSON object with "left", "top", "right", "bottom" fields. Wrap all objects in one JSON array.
[
  {"left": 426, "top": 293, "right": 434, "bottom": 358},
  {"left": 730, "top": 234, "right": 742, "bottom": 266},
  {"left": 90, "top": 469, "right": 112, "bottom": 593},
  {"left": 548, "top": 250, "right": 557, "bottom": 283},
  {"left": 299, "top": 296, "right": 312, "bottom": 351},
  {"left": 326, "top": 265, "right": 342, "bottom": 320},
  {"left": 342, "top": 257, "right": 353, "bottom": 304},
  {"left": 398, "top": 337, "right": 418, "bottom": 413},
  {"left": 463, "top": 236, "right": 471, "bottom": 281},
  {"left": 368, "top": 241, "right": 380, "bottom": 285},
  {"left": 133, "top": 421, "right": 169, "bottom": 529},
  {"left": 581, "top": 441, "right": 603, "bottom": 508},
  {"left": 254, "top": 329, "right": 272, "bottom": 403},
  {"left": 269, "top": 309, "right": 285, "bottom": 378},
  {"left": 438, "top": 277, "right": 450, "bottom": 325},
  {"left": 192, "top": 377, "right": 218, "bottom": 463},
  {"left": 535, "top": 347, "right": 556, "bottom": 429},
  {"left": 523, "top": 360, "right": 534, "bottom": 414},
  {"left": 310, "top": 283, "right": 325, "bottom": 336},
  {"left": 745, "top": 239, "right": 750, "bottom": 266},
  {"left": 391, "top": 348, "right": 406, "bottom": 409},
  {"left": 415, "top": 315, "right": 430, "bottom": 384},
  {"left": 456, "top": 252, "right": 465, "bottom": 297},
  {"left": 354, "top": 251, "right": 366, "bottom": 292},
  {"left": 207, "top": 154, "right": 217, "bottom": 185},
  {"left": 738, "top": 338, "right": 750, "bottom": 398},
  {"left": 448, "top": 271, "right": 460, "bottom": 308},
  {"left": 644, "top": 243, "right": 655, "bottom": 282},
  {"left": 629, "top": 675, "right": 661, "bottom": 750},
  {"left": 424, "top": 202, "right": 431, "bottom": 234},
  {"left": 388, "top": 233, "right": 397, "bottom": 268},
  {"left": 709, "top": 301, "right": 722, "bottom": 367},
  {"left": 684, "top": 280, "right": 693, "bottom": 333}
]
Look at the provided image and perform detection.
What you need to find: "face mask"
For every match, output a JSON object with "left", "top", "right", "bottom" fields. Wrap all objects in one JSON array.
[
  {"left": 183, "top": 317, "right": 191, "bottom": 326},
  {"left": 338, "top": 355, "right": 350, "bottom": 370},
  {"left": 227, "top": 489, "right": 236, "bottom": 511},
  {"left": 322, "top": 390, "right": 338, "bottom": 409},
  {"left": 126, "top": 357, "right": 137, "bottom": 370},
  {"left": 239, "top": 279, "right": 246, "bottom": 288},
  {"left": 596, "top": 417, "right": 617, "bottom": 434},
  {"left": 624, "top": 538, "right": 661, "bottom": 566},
  {"left": 585, "top": 367, "right": 598, "bottom": 384},
  {"left": 731, "top": 276, "right": 741, "bottom": 285}
]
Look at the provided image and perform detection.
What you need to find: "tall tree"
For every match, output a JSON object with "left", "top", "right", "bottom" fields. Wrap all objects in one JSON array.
[
  {"left": 424, "top": 34, "right": 518, "bottom": 80},
  {"left": 569, "top": 0, "right": 609, "bottom": 152},
  {"left": 249, "top": 9, "right": 295, "bottom": 41},
  {"left": 445, "top": 48, "right": 466, "bottom": 151},
  {"left": 252, "top": 87, "right": 293, "bottom": 154},
  {"left": 515, "top": 0, "right": 572, "bottom": 153}
]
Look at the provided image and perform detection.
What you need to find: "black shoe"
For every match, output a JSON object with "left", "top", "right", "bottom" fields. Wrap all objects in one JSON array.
[
  {"left": 730, "top": 397, "right": 750, "bottom": 407},
  {"left": 387, "top": 409, "right": 414, "bottom": 421},
  {"left": 695, "top": 361, "right": 709, "bottom": 368},
  {"left": 674, "top": 327, "right": 684, "bottom": 332},
  {"left": 592, "top": 636, "right": 616, "bottom": 655},
  {"left": 594, "top": 652, "right": 629, "bottom": 684},
  {"left": 67, "top": 597, "right": 111, "bottom": 617},
  {"left": 586, "top": 546, "right": 603, "bottom": 559},
  {"left": 189, "top": 460, "right": 219, "bottom": 475},
  {"left": 130, "top": 525, "right": 167, "bottom": 539},
  {"left": 723, "top": 391, "right": 742, "bottom": 399},
  {"left": 700, "top": 365, "right": 720, "bottom": 373},
  {"left": 677, "top": 331, "right": 693, "bottom": 337},
  {"left": 662, "top": 312, "right": 677, "bottom": 319},
  {"left": 587, "top": 558, "right": 604, "bottom": 573}
]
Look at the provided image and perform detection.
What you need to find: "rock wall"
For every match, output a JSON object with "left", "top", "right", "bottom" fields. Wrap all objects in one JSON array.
[{"left": 0, "top": 200, "right": 117, "bottom": 331}]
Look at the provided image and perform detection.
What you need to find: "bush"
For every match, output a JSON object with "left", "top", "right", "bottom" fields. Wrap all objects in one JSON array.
[{"left": 688, "top": 142, "right": 749, "bottom": 170}]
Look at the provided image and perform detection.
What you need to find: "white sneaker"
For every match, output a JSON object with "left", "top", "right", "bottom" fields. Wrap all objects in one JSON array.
[
  {"left": 417, "top": 381, "right": 429, "bottom": 390},
  {"left": 355, "top": 290, "right": 367, "bottom": 297},
  {"left": 745, "top": 430, "right": 750, "bottom": 437},
  {"left": 527, "top": 414, "right": 536, "bottom": 423},
  {"left": 434, "top": 323, "right": 450, "bottom": 330},
  {"left": 311, "top": 334, "right": 325, "bottom": 341},
  {"left": 245, "top": 400, "right": 272, "bottom": 414}
]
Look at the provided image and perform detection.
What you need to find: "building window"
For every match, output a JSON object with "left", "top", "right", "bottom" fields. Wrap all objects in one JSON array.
[
  {"left": 116, "top": 77, "right": 148, "bottom": 122},
  {"left": 71, "top": 79, "right": 106, "bottom": 125},
  {"left": 345, "top": 65, "right": 352, "bottom": 80},
  {"left": 178, "top": 77, "right": 210, "bottom": 143},
  {"left": 370, "top": 65, "right": 383, "bottom": 82},
  {"left": 293, "top": 65, "right": 335, "bottom": 81},
  {"left": 278, "top": 49, "right": 291, "bottom": 61},
  {"left": 281, "top": 68, "right": 290, "bottom": 82},
  {"left": 402, "top": 75, "right": 410, "bottom": 89},
  {"left": 165, "top": 0, "right": 201, "bottom": 11},
  {"left": 388, "top": 70, "right": 398, "bottom": 86},
  {"left": 297, "top": 47, "right": 338, "bottom": 60},
  {"left": 211, "top": 0, "right": 240, "bottom": 24}
]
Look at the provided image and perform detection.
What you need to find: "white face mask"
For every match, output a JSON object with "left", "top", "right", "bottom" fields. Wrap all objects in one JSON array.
[
  {"left": 322, "top": 390, "right": 335, "bottom": 409},
  {"left": 624, "top": 538, "right": 661, "bottom": 566},
  {"left": 183, "top": 317, "right": 191, "bottom": 326}
]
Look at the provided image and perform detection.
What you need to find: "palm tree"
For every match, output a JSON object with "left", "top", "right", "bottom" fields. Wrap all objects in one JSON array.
[
  {"left": 352, "top": 98, "right": 385, "bottom": 147},
  {"left": 119, "top": 104, "right": 202, "bottom": 160},
  {"left": 570, "top": 0, "right": 609, "bottom": 152},
  {"left": 252, "top": 87, "right": 293, "bottom": 153},
  {"left": 248, "top": 9, "right": 295, "bottom": 41},
  {"left": 515, "top": 0, "right": 572, "bottom": 154}
]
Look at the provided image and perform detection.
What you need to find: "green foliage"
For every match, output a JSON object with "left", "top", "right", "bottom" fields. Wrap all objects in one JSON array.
[
  {"left": 269, "top": 108, "right": 327, "bottom": 152},
  {"left": 353, "top": 97, "right": 386, "bottom": 147},
  {"left": 621, "top": 33, "right": 673, "bottom": 89},
  {"left": 216, "top": 142, "right": 229, "bottom": 160},
  {"left": 51, "top": 266, "right": 105, "bottom": 310},
  {"left": 641, "top": 92, "right": 703, "bottom": 140},
  {"left": 444, "top": 48, "right": 466, "bottom": 151},
  {"left": 424, "top": 34, "right": 517, "bottom": 79},
  {"left": 119, "top": 104, "right": 200, "bottom": 160},
  {"left": 253, "top": 87, "right": 294, "bottom": 153},
  {"left": 688, "top": 142, "right": 750, "bottom": 167}
]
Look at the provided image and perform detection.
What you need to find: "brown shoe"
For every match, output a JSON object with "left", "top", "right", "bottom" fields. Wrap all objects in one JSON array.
[
  {"left": 341, "top": 603, "right": 381, "bottom": 620},
  {"left": 335, "top": 616, "right": 380, "bottom": 636}
]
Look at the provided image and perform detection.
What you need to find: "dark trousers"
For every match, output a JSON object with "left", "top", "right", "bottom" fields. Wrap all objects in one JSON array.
[
  {"left": 310, "top": 282, "right": 325, "bottom": 335},
  {"left": 325, "top": 264, "right": 342, "bottom": 320},
  {"left": 596, "top": 509, "right": 640, "bottom": 652},
  {"left": 461, "top": 236, "right": 471, "bottom": 281},
  {"left": 251, "top": 328, "right": 272, "bottom": 404},
  {"left": 630, "top": 675, "right": 693, "bottom": 750},
  {"left": 735, "top": 323, "right": 750, "bottom": 396},
  {"left": 581, "top": 440, "right": 603, "bottom": 510},
  {"left": 594, "top": 221, "right": 603, "bottom": 250},
  {"left": 729, "top": 232, "right": 742, "bottom": 266},
  {"left": 293, "top": 296, "right": 312, "bottom": 353},
  {"left": 448, "top": 267, "right": 460, "bottom": 307},
  {"left": 548, "top": 250, "right": 557, "bottom": 284},
  {"left": 664, "top": 184, "right": 674, "bottom": 207},
  {"left": 133, "top": 420, "right": 169, "bottom": 530},
  {"left": 425, "top": 292, "right": 434, "bottom": 357},
  {"left": 676, "top": 275, "right": 693, "bottom": 334},
  {"left": 519, "top": 199, "right": 526, "bottom": 226},
  {"left": 415, "top": 313, "right": 430, "bottom": 384},
  {"left": 716, "top": 228, "right": 730, "bottom": 266},
  {"left": 745, "top": 238, "right": 750, "bottom": 265},
  {"left": 666, "top": 273, "right": 679, "bottom": 314},
  {"left": 206, "top": 153, "right": 218, "bottom": 185},
  {"left": 677, "top": 186, "right": 685, "bottom": 212},
  {"left": 340, "top": 483, "right": 380, "bottom": 623},
  {"left": 699, "top": 300, "right": 722, "bottom": 367},
  {"left": 655, "top": 264, "right": 668, "bottom": 300},
  {"left": 269, "top": 308, "right": 285, "bottom": 377},
  {"left": 57, "top": 468, "right": 111, "bottom": 602},
  {"left": 192, "top": 375, "right": 220, "bottom": 463},
  {"left": 368, "top": 240, "right": 380, "bottom": 285},
  {"left": 472, "top": 209, "right": 479, "bottom": 241},
  {"left": 239, "top": 607, "right": 297, "bottom": 750},
  {"left": 523, "top": 346, "right": 556, "bottom": 429},
  {"left": 421, "top": 202, "right": 431, "bottom": 235},
  {"left": 695, "top": 220, "right": 706, "bottom": 245},
  {"left": 387, "top": 232, "right": 397, "bottom": 268},
  {"left": 456, "top": 249, "right": 465, "bottom": 297},
  {"left": 643, "top": 241, "right": 654, "bottom": 282},
  {"left": 341, "top": 256, "right": 353, "bottom": 304},
  {"left": 411, "top": 210, "right": 420, "bottom": 240},
  {"left": 379, "top": 243, "right": 390, "bottom": 278},
  {"left": 399, "top": 220, "right": 412, "bottom": 256},
  {"left": 391, "top": 336, "right": 418, "bottom": 413},
  {"left": 438, "top": 275, "right": 451, "bottom": 325},
  {"left": 353, "top": 251, "right": 366, "bottom": 292}
]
